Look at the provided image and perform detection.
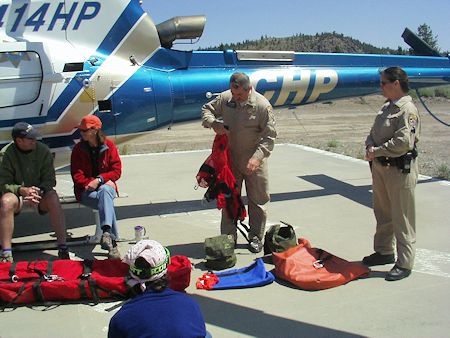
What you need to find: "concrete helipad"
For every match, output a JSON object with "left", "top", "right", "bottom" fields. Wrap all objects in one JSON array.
[{"left": 1, "top": 144, "right": 449, "bottom": 338}]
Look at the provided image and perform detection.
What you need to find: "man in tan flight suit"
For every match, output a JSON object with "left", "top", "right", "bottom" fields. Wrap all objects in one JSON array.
[
  {"left": 363, "top": 67, "right": 420, "bottom": 281},
  {"left": 201, "top": 72, "right": 277, "bottom": 253}
]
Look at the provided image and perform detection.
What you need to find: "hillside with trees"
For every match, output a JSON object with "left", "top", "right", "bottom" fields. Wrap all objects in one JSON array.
[
  {"left": 201, "top": 32, "right": 403, "bottom": 54},
  {"left": 201, "top": 23, "right": 448, "bottom": 56}
]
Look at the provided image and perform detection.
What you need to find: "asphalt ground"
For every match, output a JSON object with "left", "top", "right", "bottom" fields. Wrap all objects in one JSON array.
[{"left": 1, "top": 144, "right": 450, "bottom": 338}]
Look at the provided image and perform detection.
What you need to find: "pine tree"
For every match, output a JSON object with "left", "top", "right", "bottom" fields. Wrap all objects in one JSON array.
[{"left": 417, "top": 23, "right": 440, "bottom": 52}]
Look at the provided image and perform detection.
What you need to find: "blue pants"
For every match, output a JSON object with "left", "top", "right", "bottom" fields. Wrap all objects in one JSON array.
[{"left": 81, "top": 185, "right": 119, "bottom": 239}]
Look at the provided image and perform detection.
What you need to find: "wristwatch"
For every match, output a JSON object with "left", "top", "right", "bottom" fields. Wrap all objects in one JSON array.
[{"left": 96, "top": 176, "right": 104, "bottom": 184}]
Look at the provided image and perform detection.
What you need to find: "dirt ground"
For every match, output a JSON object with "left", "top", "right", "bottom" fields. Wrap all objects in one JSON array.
[{"left": 120, "top": 94, "right": 450, "bottom": 179}]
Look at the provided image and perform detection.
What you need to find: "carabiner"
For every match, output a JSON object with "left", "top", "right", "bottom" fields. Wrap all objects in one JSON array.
[
  {"left": 44, "top": 274, "right": 64, "bottom": 282},
  {"left": 313, "top": 260, "right": 324, "bottom": 269}
]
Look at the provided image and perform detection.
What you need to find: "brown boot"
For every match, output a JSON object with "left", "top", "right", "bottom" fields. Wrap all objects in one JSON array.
[{"left": 101, "top": 232, "right": 121, "bottom": 259}]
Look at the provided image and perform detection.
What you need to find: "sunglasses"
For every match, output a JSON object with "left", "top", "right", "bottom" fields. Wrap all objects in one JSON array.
[{"left": 380, "top": 79, "right": 398, "bottom": 86}]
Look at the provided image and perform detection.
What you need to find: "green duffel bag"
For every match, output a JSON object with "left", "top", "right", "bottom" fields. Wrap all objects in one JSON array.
[
  {"left": 204, "top": 234, "right": 236, "bottom": 270},
  {"left": 263, "top": 223, "right": 297, "bottom": 255},
  {"left": 205, "top": 254, "right": 237, "bottom": 270}
]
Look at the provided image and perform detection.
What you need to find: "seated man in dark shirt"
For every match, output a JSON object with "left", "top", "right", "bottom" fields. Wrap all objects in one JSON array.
[{"left": 0, "top": 122, "right": 69, "bottom": 262}]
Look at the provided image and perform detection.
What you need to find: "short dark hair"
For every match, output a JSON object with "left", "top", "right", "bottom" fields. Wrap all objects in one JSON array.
[
  {"left": 145, "top": 275, "right": 169, "bottom": 292},
  {"left": 230, "top": 72, "right": 251, "bottom": 90},
  {"left": 131, "top": 275, "right": 169, "bottom": 295},
  {"left": 381, "top": 67, "right": 410, "bottom": 93}
]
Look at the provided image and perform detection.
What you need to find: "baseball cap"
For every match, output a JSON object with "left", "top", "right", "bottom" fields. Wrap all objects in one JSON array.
[
  {"left": 123, "top": 240, "right": 171, "bottom": 282},
  {"left": 12, "top": 122, "right": 41, "bottom": 139},
  {"left": 76, "top": 115, "right": 102, "bottom": 130}
]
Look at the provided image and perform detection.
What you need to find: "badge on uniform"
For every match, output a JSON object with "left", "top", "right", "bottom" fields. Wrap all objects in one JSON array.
[{"left": 408, "top": 114, "right": 418, "bottom": 129}]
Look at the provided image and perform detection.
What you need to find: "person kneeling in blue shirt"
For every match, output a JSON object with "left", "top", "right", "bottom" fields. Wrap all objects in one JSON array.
[{"left": 108, "top": 240, "right": 209, "bottom": 338}]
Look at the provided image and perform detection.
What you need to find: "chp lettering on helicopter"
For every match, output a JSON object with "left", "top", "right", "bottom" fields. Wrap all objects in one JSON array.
[
  {"left": 0, "top": 0, "right": 449, "bottom": 168},
  {"left": 251, "top": 68, "right": 338, "bottom": 106}
]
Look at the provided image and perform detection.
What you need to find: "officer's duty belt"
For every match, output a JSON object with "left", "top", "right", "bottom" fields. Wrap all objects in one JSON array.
[{"left": 376, "top": 156, "right": 401, "bottom": 167}]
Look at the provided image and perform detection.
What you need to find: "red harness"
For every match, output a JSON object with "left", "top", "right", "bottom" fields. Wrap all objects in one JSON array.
[{"left": 196, "top": 134, "right": 247, "bottom": 223}]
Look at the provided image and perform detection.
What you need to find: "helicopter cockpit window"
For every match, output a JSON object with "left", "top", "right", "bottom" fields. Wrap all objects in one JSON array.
[{"left": 0, "top": 51, "right": 42, "bottom": 108}]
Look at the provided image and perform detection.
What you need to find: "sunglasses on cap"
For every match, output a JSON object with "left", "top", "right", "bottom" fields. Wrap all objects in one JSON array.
[{"left": 130, "top": 247, "right": 171, "bottom": 279}]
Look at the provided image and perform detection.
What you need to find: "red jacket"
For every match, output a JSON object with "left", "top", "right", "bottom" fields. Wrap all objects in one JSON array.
[
  {"left": 71, "top": 138, "right": 122, "bottom": 201},
  {"left": 196, "top": 134, "right": 246, "bottom": 222}
]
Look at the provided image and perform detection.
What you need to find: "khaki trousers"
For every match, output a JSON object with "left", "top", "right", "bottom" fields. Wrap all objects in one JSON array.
[
  {"left": 371, "top": 159, "right": 418, "bottom": 270},
  {"left": 221, "top": 160, "right": 269, "bottom": 241}
]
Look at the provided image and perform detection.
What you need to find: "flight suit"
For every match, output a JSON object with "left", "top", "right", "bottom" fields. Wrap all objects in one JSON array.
[
  {"left": 202, "top": 89, "right": 277, "bottom": 241},
  {"left": 365, "top": 95, "right": 420, "bottom": 270}
]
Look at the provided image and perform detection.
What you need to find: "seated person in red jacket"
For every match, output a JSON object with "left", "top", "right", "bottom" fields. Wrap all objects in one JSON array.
[
  {"left": 71, "top": 115, "right": 122, "bottom": 259},
  {"left": 109, "top": 240, "right": 209, "bottom": 338},
  {"left": 0, "top": 122, "right": 69, "bottom": 262}
]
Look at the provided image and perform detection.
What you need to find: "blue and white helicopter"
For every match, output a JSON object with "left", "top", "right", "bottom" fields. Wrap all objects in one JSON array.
[{"left": 1, "top": 0, "right": 449, "bottom": 166}]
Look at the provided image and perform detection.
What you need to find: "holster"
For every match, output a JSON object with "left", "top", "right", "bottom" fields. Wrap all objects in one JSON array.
[{"left": 376, "top": 147, "right": 417, "bottom": 174}]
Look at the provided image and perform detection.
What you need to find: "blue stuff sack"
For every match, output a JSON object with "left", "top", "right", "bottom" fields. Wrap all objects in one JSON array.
[{"left": 210, "top": 258, "right": 274, "bottom": 290}]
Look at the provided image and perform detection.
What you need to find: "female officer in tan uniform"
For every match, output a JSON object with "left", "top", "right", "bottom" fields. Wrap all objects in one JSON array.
[{"left": 363, "top": 67, "right": 420, "bottom": 281}]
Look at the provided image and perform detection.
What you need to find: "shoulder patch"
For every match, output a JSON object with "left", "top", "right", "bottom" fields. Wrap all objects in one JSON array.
[{"left": 408, "top": 114, "right": 418, "bottom": 129}]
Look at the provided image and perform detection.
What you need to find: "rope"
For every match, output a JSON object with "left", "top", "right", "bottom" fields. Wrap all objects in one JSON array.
[{"left": 415, "top": 89, "right": 450, "bottom": 127}]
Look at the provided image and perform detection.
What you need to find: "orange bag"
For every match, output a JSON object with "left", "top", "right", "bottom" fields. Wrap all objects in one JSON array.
[{"left": 272, "top": 238, "right": 369, "bottom": 290}]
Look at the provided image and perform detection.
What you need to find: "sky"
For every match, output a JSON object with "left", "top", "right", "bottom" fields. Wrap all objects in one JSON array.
[{"left": 142, "top": 0, "right": 450, "bottom": 52}]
